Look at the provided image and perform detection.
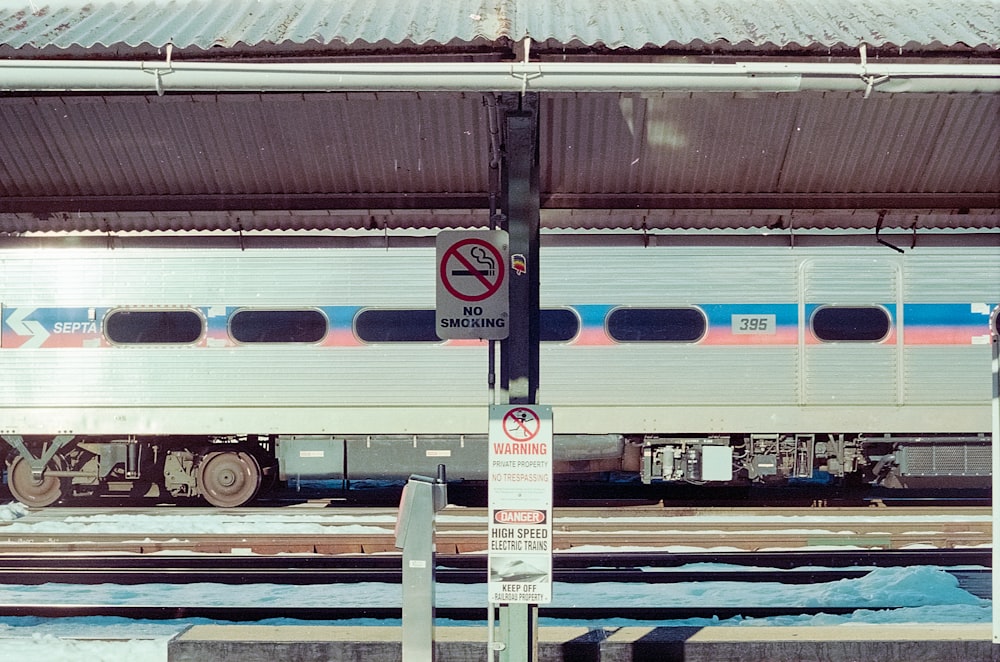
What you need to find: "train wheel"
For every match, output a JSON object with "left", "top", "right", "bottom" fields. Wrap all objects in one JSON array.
[
  {"left": 197, "top": 450, "right": 262, "bottom": 508},
  {"left": 7, "top": 456, "right": 66, "bottom": 507}
]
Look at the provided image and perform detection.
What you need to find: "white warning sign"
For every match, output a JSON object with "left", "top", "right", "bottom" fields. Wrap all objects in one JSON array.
[{"left": 488, "top": 405, "right": 553, "bottom": 604}]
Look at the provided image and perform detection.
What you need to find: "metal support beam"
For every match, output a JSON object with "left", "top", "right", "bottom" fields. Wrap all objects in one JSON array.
[
  {"left": 1, "top": 191, "right": 996, "bottom": 215},
  {"left": 496, "top": 92, "right": 541, "bottom": 662},
  {"left": 499, "top": 94, "right": 540, "bottom": 406},
  {"left": 991, "top": 306, "right": 999, "bottom": 644}
]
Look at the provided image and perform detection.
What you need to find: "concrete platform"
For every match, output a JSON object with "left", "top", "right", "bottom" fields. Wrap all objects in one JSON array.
[{"left": 168, "top": 623, "right": 998, "bottom": 661}]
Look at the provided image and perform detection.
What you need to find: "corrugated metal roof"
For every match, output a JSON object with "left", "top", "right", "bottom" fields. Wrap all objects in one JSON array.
[
  {"left": 521, "top": 0, "right": 1000, "bottom": 52},
  {"left": 2, "top": 0, "right": 997, "bottom": 55},
  {"left": 2, "top": 91, "right": 995, "bottom": 204},
  {"left": 1, "top": 90, "right": 996, "bottom": 232},
  {"left": 2, "top": 208, "right": 996, "bottom": 233},
  {"left": 0, "top": 2, "right": 996, "bottom": 234},
  {"left": 0, "top": 92, "right": 489, "bottom": 198},
  {"left": 542, "top": 92, "right": 1000, "bottom": 196}
]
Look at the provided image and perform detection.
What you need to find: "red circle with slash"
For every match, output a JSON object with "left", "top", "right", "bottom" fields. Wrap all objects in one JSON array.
[
  {"left": 440, "top": 238, "right": 506, "bottom": 302},
  {"left": 502, "top": 407, "right": 540, "bottom": 442}
]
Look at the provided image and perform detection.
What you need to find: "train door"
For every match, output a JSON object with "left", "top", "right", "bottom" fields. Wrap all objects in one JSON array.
[{"left": 799, "top": 258, "right": 901, "bottom": 406}]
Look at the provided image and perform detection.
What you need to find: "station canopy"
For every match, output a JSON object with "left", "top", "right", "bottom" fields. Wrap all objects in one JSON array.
[{"left": 0, "top": 0, "right": 997, "bottom": 235}]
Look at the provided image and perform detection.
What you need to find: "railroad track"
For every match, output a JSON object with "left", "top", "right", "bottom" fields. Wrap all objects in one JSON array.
[
  {"left": 0, "top": 603, "right": 956, "bottom": 621},
  {"left": 0, "top": 548, "right": 988, "bottom": 621},
  {"left": 0, "top": 505, "right": 990, "bottom": 554},
  {"left": 0, "top": 549, "right": 989, "bottom": 587}
]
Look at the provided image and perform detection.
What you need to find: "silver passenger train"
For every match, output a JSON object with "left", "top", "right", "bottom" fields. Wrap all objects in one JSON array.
[{"left": 1, "top": 233, "right": 997, "bottom": 506}]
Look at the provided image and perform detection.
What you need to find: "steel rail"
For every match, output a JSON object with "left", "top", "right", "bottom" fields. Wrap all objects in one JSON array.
[
  {"left": 0, "top": 530, "right": 989, "bottom": 555},
  {"left": 0, "top": 550, "right": 987, "bottom": 620},
  {"left": 0, "top": 550, "right": 988, "bottom": 587},
  {"left": 0, "top": 504, "right": 990, "bottom": 554},
  {"left": 0, "top": 604, "right": 957, "bottom": 621}
]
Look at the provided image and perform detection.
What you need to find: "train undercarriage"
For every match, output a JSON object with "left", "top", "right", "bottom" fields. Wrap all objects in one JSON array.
[
  {"left": 2, "top": 434, "right": 276, "bottom": 508},
  {"left": 1, "top": 431, "right": 991, "bottom": 508}
]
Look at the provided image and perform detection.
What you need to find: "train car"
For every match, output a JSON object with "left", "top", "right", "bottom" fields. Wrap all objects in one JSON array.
[{"left": 1, "top": 233, "right": 997, "bottom": 506}]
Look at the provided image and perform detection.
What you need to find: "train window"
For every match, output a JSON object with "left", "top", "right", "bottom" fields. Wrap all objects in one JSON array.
[
  {"left": 230, "top": 309, "right": 327, "bottom": 344},
  {"left": 606, "top": 307, "right": 706, "bottom": 342},
  {"left": 540, "top": 308, "right": 579, "bottom": 342},
  {"left": 105, "top": 310, "right": 203, "bottom": 344},
  {"left": 811, "top": 306, "right": 891, "bottom": 342},
  {"left": 354, "top": 309, "right": 440, "bottom": 342}
]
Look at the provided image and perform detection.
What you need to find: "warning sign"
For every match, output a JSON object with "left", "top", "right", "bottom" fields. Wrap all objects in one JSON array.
[
  {"left": 436, "top": 230, "right": 509, "bottom": 340},
  {"left": 488, "top": 405, "right": 553, "bottom": 604}
]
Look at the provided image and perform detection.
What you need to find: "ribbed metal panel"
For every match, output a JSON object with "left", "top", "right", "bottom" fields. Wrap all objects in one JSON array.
[
  {"left": 803, "top": 257, "right": 898, "bottom": 302},
  {"left": 3, "top": 210, "right": 996, "bottom": 233},
  {"left": 541, "top": 245, "right": 801, "bottom": 303},
  {"left": 780, "top": 94, "right": 1000, "bottom": 195},
  {"left": 540, "top": 210, "right": 1000, "bottom": 231},
  {"left": 0, "top": 0, "right": 503, "bottom": 52},
  {"left": 3, "top": 0, "right": 996, "bottom": 53},
  {"left": 545, "top": 93, "right": 787, "bottom": 194},
  {"left": 904, "top": 348, "right": 993, "bottom": 403},
  {"left": 0, "top": 247, "right": 439, "bottom": 306},
  {"left": 902, "top": 253, "right": 1000, "bottom": 302},
  {"left": 522, "top": 0, "right": 1000, "bottom": 51},
  {"left": 1, "top": 349, "right": 489, "bottom": 407},
  {"left": 540, "top": 346, "right": 798, "bottom": 405},
  {"left": 0, "top": 89, "right": 995, "bottom": 232},
  {"left": 542, "top": 92, "right": 1000, "bottom": 197},
  {"left": 804, "top": 345, "right": 898, "bottom": 404},
  {"left": 0, "top": 210, "right": 491, "bottom": 233},
  {"left": 0, "top": 93, "right": 487, "bottom": 198}
]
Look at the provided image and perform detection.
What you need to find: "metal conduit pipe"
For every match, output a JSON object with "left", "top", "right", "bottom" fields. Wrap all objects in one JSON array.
[{"left": 0, "top": 60, "right": 998, "bottom": 94}]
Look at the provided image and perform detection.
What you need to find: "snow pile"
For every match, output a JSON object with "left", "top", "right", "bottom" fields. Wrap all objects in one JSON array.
[
  {"left": 0, "top": 632, "right": 165, "bottom": 662},
  {"left": 0, "top": 502, "right": 27, "bottom": 522}
]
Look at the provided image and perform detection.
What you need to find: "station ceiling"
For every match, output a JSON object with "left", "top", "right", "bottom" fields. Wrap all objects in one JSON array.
[{"left": 1, "top": 0, "right": 997, "bottom": 234}]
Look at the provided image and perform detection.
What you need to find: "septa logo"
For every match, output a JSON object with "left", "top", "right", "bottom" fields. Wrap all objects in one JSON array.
[{"left": 493, "top": 509, "right": 546, "bottom": 524}]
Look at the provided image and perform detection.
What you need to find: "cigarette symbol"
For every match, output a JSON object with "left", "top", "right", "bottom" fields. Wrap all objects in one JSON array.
[{"left": 451, "top": 246, "right": 496, "bottom": 277}]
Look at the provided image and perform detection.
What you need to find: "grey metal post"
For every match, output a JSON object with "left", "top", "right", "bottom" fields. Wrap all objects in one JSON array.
[
  {"left": 395, "top": 465, "right": 448, "bottom": 661},
  {"left": 991, "top": 308, "right": 999, "bottom": 645}
]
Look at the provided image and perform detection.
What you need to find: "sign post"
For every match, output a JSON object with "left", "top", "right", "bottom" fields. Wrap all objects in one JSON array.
[
  {"left": 436, "top": 230, "right": 509, "bottom": 340},
  {"left": 492, "top": 94, "right": 541, "bottom": 662},
  {"left": 488, "top": 405, "right": 553, "bottom": 606},
  {"left": 991, "top": 306, "right": 999, "bottom": 645}
]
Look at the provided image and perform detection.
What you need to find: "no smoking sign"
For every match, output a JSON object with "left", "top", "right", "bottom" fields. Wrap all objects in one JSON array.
[{"left": 436, "top": 230, "right": 509, "bottom": 340}]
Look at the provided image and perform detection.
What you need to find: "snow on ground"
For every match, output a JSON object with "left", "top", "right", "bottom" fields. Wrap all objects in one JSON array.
[{"left": 0, "top": 501, "right": 992, "bottom": 661}]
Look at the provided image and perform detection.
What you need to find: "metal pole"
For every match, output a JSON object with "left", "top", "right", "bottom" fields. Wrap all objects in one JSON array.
[
  {"left": 991, "top": 307, "right": 999, "bottom": 645},
  {"left": 496, "top": 92, "right": 541, "bottom": 662},
  {"left": 499, "top": 97, "right": 541, "bottom": 405}
]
